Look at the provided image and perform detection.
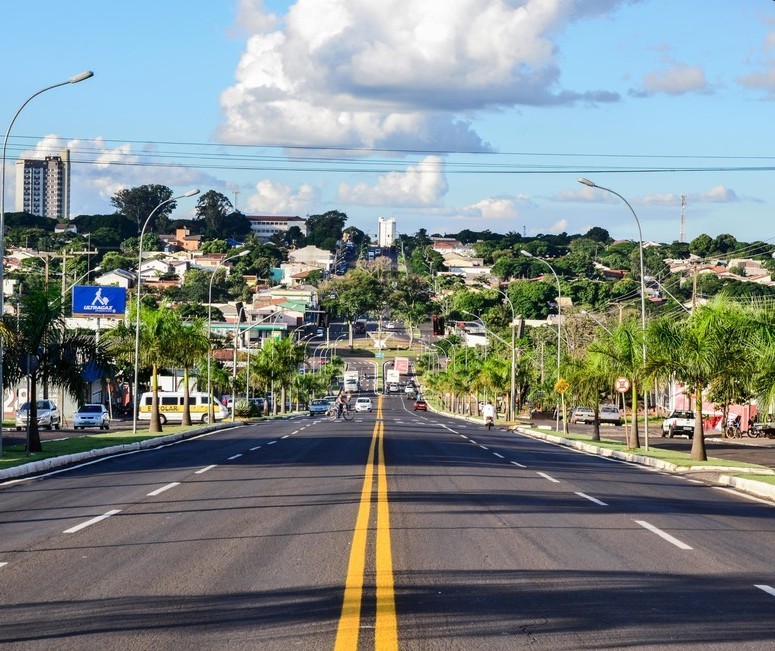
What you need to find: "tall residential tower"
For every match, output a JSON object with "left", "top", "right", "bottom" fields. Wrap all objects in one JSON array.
[
  {"left": 377, "top": 217, "right": 396, "bottom": 248},
  {"left": 15, "top": 148, "right": 71, "bottom": 219}
]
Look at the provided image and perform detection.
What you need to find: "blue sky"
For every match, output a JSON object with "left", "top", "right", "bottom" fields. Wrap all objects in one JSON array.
[{"left": 2, "top": 0, "right": 775, "bottom": 245}]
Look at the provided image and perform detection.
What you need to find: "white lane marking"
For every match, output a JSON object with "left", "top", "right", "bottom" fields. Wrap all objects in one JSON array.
[
  {"left": 469, "top": 440, "right": 478, "bottom": 445},
  {"left": 575, "top": 491, "right": 608, "bottom": 506},
  {"left": 0, "top": 562, "right": 7, "bottom": 568},
  {"left": 510, "top": 460, "right": 527, "bottom": 468},
  {"left": 460, "top": 435, "right": 468, "bottom": 440},
  {"left": 755, "top": 584, "right": 775, "bottom": 598},
  {"left": 634, "top": 520, "right": 693, "bottom": 550},
  {"left": 493, "top": 452, "right": 504, "bottom": 459},
  {"left": 537, "top": 472, "right": 560, "bottom": 483},
  {"left": 267, "top": 440, "right": 277, "bottom": 445},
  {"left": 249, "top": 445, "right": 262, "bottom": 451},
  {"left": 64, "top": 509, "right": 122, "bottom": 534},
  {"left": 147, "top": 482, "right": 180, "bottom": 497},
  {"left": 196, "top": 465, "right": 217, "bottom": 474},
  {"left": 479, "top": 445, "right": 489, "bottom": 450},
  {"left": 227, "top": 454, "right": 243, "bottom": 460},
  {"left": 283, "top": 434, "right": 292, "bottom": 438}
]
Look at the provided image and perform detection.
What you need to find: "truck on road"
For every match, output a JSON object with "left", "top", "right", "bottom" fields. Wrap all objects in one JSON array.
[{"left": 344, "top": 370, "right": 360, "bottom": 392}]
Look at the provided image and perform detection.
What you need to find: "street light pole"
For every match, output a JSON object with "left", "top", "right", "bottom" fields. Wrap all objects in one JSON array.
[
  {"left": 132, "top": 189, "right": 199, "bottom": 435},
  {"left": 495, "top": 288, "right": 517, "bottom": 422},
  {"left": 0, "top": 70, "right": 93, "bottom": 451},
  {"left": 521, "top": 250, "right": 563, "bottom": 432},
  {"left": 577, "top": 178, "right": 649, "bottom": 450},
  {"left": 206, "top": 249, "right": 250, "bottom": 422}
]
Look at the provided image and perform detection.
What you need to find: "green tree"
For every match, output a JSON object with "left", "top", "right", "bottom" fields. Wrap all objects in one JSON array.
[
  {"left": 4, "top": 283, "right": 110, "bottom": 453},
  {"left": 321, "top": 270, "right": 384, "bottom": 346},
  {"left": 111, "top": 184, "right": 175, "bottom": 232},
  {"left": 167, "top": 315, "right": 209, "bottom": 425},
  {"left": 195, "top": 190, "right": 233, "bottom": 233}
]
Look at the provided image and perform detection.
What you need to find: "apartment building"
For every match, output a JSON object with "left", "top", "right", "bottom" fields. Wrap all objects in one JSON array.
[{"left": 15, "top": 148, "right": 71, "bottom": 219}]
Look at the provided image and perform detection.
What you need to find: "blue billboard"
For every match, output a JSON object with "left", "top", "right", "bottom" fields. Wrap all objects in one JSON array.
[{"left": 72, "top": 285, "right": 127, "bottom": 317}]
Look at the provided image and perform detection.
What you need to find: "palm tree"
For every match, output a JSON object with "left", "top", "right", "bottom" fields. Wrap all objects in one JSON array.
[
  {"left": 4, "top": 283, "right": 111, "bottom": 453},
  {"left": 591, "top": 320, "right": 643, "bottom": 449},
  {"left": 137, "top": 307, "right": 179, "bottom": 432},
  {"left": 566, "top": 349, "right": 611, "bottom": 442},
  {"left": 645, "top": 299, "right": 748, "bottom": 462},
  {"left": 167, "top": 315, "right": 209, "bottom": 425}
]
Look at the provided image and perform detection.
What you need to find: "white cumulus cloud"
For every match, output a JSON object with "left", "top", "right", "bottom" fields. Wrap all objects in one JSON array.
[
  {"left": 338, "top": 155, "right": 448, "bottom": 206},
  {"left": 245, "top": 179, "right": 319, "bottom": 213},
  {"left": 219, "top": 0, "right": 623, "bottom": 150}
]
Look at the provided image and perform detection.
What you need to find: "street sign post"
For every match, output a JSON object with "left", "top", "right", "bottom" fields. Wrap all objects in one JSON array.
[{"left": 615, "top": 376, "right": 631, "bottom": 393}]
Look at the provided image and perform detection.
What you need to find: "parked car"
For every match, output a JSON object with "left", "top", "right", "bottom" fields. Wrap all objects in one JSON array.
[
  {"left": 73, "top": 404, "right": 110, "bottom": 430},
  {"left": 570, "top": 406, "right": 595, "bottom": 424},
  {"left": 661, "top": 410, "right": 695, "bottom": 438},
  {"left": 16, "top": 400, "right": 60, "bottom": 431},
  {"left": 309, "top": 398, "right": 331, "bottom": 416},
  {"left": 354, "top": 397, "right": 373, "bottom": 413},
  {"left": 413, "top": 398, "right": 428, "bottom": 411},
  {"left": 599, "top": 404, "right": 623, "bottom": 426}
]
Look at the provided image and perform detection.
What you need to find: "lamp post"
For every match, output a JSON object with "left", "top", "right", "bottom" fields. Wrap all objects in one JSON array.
[
  {"left": 206, "top": 249, "right": 250, "bottom": 422},
  {"left": 0, "top": 70, "right": 93, "bottom": 449},
  {"left": 577, "top": 178, "right": 649, "bottom": 450},
  {"left": 521, "top": 250, "right": 563, "bottom": 432},
  {"left": 131, "top": 188, "right": 200, "bottom": 435},
  {"left": 495, "top": 287, "right": 517, "bottom": 422}
]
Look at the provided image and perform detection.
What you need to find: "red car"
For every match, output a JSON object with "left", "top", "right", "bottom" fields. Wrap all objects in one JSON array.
[{"left": 413, "top": 399, "right": 428, "bottom": 411}]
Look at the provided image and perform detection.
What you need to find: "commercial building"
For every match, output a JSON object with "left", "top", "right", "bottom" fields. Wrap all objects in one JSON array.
[
  {"left": 15, "top": 148, "right": 71, "bottom": 219},
  {"left": 246, "top": 215, "right": 308, "bottom": 242}
]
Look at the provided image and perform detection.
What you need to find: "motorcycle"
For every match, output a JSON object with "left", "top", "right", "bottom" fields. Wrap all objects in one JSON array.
[{"left": 485, "top": 415, "right": 494, "bottom": 430}]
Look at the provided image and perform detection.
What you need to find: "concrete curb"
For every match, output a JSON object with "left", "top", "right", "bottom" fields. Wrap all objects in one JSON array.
[{"left": 513, "top": 426, "right": 775, "bottom": 503}]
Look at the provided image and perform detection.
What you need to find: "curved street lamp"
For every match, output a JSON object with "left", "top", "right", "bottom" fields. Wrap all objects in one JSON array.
[
  {"left": 0, "top": 70, "right": 93, "bottom": 451},
  {"left": 495, "top": 287, "right": 517, "bottom": 422},
  {"left": 577, "top": 178, "right": 649, "bottom": 449},
  {"left": 206, "top": 249, "right": 250, "bottom": 422},
  {"left": 131, "top": 189, "right": 200, "bottom": 434},
  {"left": 521, "top": 250, "right": 563, "bottom": 432}
]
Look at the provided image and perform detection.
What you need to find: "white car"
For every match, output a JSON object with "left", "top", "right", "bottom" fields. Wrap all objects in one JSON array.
[
  {"left": 73, "top": 404, "right": 110, "bottom": 430},
  {"left": 354, "top": 397, "right": 373, "bottom": 413}
]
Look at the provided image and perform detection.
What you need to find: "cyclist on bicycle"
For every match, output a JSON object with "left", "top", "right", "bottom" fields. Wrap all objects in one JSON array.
[{"left": 336, "top": 391, "right": 350, "bottom": 418}]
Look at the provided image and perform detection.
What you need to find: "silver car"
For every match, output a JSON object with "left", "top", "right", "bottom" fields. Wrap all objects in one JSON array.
[
  {"left": 73, "top": 404, "right": 110, "bottom": 430},
  {"left": 16, "top": 399, "right": 61, "bottom": 431}
]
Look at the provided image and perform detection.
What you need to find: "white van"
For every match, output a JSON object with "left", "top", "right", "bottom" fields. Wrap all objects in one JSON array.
[{"left": 138, "top": 391, "right": 229, "bottom": 425}]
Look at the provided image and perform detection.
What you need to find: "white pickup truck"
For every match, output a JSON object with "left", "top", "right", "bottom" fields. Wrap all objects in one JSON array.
[{"left": 661, "top": 410, "right": 696, "bottom": 438}]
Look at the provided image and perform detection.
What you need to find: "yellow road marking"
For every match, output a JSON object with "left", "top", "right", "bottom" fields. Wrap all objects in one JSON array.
[{"left": 334, "top": 395, "right": 397, "bottom": 650}]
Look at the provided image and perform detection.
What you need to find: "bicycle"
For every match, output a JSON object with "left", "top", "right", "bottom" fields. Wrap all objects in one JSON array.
[
  {"left": 725, "top": 422, "right": 744, "bottom": 438},
  {"left": 327, "top": 404, "right": 354, "bottom": 421}
]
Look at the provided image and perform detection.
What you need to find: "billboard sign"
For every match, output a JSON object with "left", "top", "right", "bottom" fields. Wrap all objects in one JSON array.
[
  {"left": 394, "top": 357, "right": 409, "bottom": 374},
  {"left": 72, "top": 285, "right": 127, "bottom": 317}
]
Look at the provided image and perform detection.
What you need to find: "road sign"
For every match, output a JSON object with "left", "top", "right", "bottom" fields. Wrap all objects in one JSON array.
[
  {"left": 615, "top": 376, "right": 631, "bottom": 393},
  {"left": 375, "top": 352, "right": 384, "bottom": 358}
]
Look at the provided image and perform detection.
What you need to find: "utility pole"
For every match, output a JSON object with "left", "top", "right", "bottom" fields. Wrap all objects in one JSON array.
[{"left": 679, "top": 195, "right": 686, "bottom": 243}]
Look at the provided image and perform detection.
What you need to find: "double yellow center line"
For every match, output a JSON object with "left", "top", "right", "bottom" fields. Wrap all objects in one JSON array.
[{"left": 335, "top": 397, "right": 398, "bottom": 650}]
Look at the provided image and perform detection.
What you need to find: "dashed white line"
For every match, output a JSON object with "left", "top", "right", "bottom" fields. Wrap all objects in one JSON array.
[
  {"left": 249, "top": 445, "right": 262, "bottom": 451},
  {"left": 267, "top": 440, "right": 277, "bottom": 445},
  {"left": 196, "top": 465, "right": 217, "bottom": 474},
  {"left": 227, "top": 454, "right": 243, "bottom": 460},
  {"left": 479, "top": 445, "right": 489, "bottom": 450},
  {"left": 537, "top": 471, "right": 560, "bottom": 483},
  {"left": 575, "top": 491, "right": 608, "bottom": 506},
  {"left": 0, "top": 562, "right": 8, "bottom": 568},
  {"left": 283, "top": 434, "right": 292, "bottom": 438},
  {"left": 64, "top": 509, "right": 121, "bottom": 534},
  {"left": 460, "top": 435, "right": 468, "bottom": 439},
  {"left": 469, "top": 440, "right": 478, "bottom": 445},
  {"left": 755, "top": 584, "right": 775, "bottom": 598},
  {"left": 147, "top": 482, "right": 180, "bottom": 497},
  {"left": 493, "top": 452, "right": 504, "bottom": 459},
  {"left": 634, "top": 520, "right": 693, "bottom": 550},
  {"left": 510, "top": 460, "right": 527, "bottom": 468}
]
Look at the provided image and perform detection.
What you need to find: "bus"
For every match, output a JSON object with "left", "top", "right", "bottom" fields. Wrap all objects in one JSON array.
[{"left": 138, "top": 391, "right": 229, "bottom": 425}]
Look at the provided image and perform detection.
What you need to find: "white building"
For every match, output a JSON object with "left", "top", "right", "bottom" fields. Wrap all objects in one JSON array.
[
  {"left": 246, "top": 215, "right": 308, "bottom": 242},
  {"left": 377, "top": 217, "right": 396, "bottom": 249},
  {"left": 15, "top": 148, "right": 71, "bottom": 219}
]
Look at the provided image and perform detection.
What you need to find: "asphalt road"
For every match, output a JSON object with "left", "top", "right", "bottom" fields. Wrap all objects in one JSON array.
[{"left": 1, "top": 395, "right": 774, "bottom": 649}]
